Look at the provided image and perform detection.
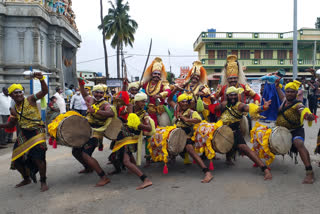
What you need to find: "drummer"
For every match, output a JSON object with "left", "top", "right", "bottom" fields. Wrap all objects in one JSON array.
[
  {"left": 109, "top": 92, "right": 154, "bottom": 190},
  {"left": 275, "top": 80, "right": 315, "bottom": 183},
  {"left": 168, "top": 93, "right": 213, "bottom": 183},
  {"left": 209, "top": 86, "right": 272, "bottom": 180},
  {"left": 73, "top": 80, "right": 114, "bottom": 187},
  {"left": 0, "top": 72, "right": 49, "bottom": 192}
]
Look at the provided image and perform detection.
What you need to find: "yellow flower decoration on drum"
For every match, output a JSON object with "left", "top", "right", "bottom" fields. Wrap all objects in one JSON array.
[
  {"left": 148, "top": 125, "right": 177, "bottom": 163},
  {"left": 250, "top": 122, "right": 275, "bottom": 166},
  {"left": 192, "top": 121, "right": 217, "bottom": 160},
  {"left": 48, "top": 111, "right": 84, "bottom": 138},
  {"left": 91, "top": 104, "right": 99, "bottom": 113},
  {"left": 127, "top": 113, "right": 141, "bottom": 130}
]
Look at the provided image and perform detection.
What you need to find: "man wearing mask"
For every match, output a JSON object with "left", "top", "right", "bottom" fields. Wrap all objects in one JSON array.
[
  {"left": 70, "top": 87, "right": 86, "bottom": 116},
  {"left": 0, "top": 87, "right": 13, "bottom": 145},
  {"left": 54, "top": 87, "right": 66, "bottom": 113}
]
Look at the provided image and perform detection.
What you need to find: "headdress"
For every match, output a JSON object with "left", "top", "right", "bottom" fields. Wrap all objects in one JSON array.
[
  {"left": 284, "top": 80, "right": 301, "bottom": 91},
  {"left": 177, "top": 94, "right": 192, "bottom": 102},
  {"left": 221, "top": 55, "right": 247, "bottom": 85},
  {"left": 134, "top": 92, "right": 148, "bottom": 102},
  {"left": 128, "top": 81, "right": 140, "bottom": 90},
  {"left": 142, "top": 57, "right": 167, "bottom": 82},
  {"left": 8, "top": 84, "right": 23, "bottom": 94},
  {"left": 226, "top": 86, "right": 244, "bottom": 95},
  {"left": 114, "top": 91, "right": 130, "bottom": 105},
  {"left": 184, "top": 61, "right": 207, "bottom": 85},
  {"left": 92, "top": 84, "right": 107, "bottom": 92}
]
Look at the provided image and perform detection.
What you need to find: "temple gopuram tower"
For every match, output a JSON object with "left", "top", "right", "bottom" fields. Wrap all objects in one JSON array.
[{"left": 0, "top": 0, "right": 81, "bottom": 94}]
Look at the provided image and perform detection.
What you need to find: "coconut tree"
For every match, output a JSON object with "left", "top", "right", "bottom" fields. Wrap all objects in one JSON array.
[
  {"left": 99, "top": 0, "right": 109, "bottom": 78},
  {"left": 98, "top": 0, "right": 138, "bottom": 78}
]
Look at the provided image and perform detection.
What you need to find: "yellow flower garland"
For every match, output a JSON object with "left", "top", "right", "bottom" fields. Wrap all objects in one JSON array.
[
  {"left": 191, "top": 120, "right": 218, "bottom": 160},
  {"left": 48, "top": 111, "right": 84, "bottom": 138},
  {"left": 250, "top": 122, "right": 275, "bottom": 166},
  {"left": 148, "top": 125, "right": 176, "bottom": 163}
]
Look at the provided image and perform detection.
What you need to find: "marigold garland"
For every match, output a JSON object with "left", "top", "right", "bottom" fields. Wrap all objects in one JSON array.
[
  {"left": 250, "top": 122, "right": 275, "bottom": 166},
  {"left": 191, "top": 120, "right": 218, "bottom": 160},
  {"left": 48, "top": 111, "right": 84, "bottom": 138}
]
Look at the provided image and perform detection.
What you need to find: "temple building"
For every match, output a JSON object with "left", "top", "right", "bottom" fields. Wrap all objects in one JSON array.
[{"left": 0, "top": 0, "right": 81, "bottom": 95}]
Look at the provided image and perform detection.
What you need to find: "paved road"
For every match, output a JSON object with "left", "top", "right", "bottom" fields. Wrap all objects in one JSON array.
[{"left": 0, "top": 122, "right": 320, "bottom": 214}]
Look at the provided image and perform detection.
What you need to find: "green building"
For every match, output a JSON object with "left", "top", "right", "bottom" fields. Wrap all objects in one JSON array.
[{"left": 193, "top": 28, "right": 320, "bottom": 86}]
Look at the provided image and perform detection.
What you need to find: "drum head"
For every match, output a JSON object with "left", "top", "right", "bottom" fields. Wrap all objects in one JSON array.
[
  {"left": 104, "top": 117, "right": 123, "bottom": 140},
  {"left": 212, "top": 125, "right": 234, "bottom": 154},
  {"left": 158, "top": 112, "right": 171, "bottom": 127},
  {"left": 167, "top": 128, "right": 187, "bottom": 156},
  {"left": 269, "top": 126, "right": 292, "bottom": 155},
  {"left": 240, "top": 116, "right": 249, "bottom": 138},
  {"left": 57, "top": 115, "right": 92, "bottom": 147}
]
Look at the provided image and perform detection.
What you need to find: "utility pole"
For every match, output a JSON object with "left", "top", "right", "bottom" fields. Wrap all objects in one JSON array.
[
  {"left": 313, "top": 40, "right": 317, "bottom": 69},
  {"left": 292, "top": 0, "right": 298, "bottom": 80}
]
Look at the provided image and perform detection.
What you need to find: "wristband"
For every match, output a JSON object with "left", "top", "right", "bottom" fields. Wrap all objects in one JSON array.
[{"left": 38, "top": 76, "right": 46, "bottom": 81}]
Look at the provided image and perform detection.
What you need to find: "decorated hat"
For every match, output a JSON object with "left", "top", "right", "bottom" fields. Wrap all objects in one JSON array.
[
  {"left": 184, "top": 61, "right": 208, "bottom": 84},
  {"left": 142, "top": 57, "right": 167, "bottom": 82},
  {"left": 226, "top": 55, "right": 239, "bottom": 78}
]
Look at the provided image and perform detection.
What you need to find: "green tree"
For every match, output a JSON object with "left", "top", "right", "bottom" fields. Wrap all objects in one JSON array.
[
  {"left": 98, "top": 0, "right": 138, "bottom": 78},
  {"left": 316, "top": 17, "right": 320, "bottom": 29},
  {"left": 100, "top": 0, "right": 109, "bottom": 78},
  {"left": 167, "top": 72, "right": 175, "bottom": 84}
]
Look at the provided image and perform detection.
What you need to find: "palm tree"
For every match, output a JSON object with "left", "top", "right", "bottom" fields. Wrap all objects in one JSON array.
[
  {"left": 98, "top": 0, "right": 138, "bottom": 78},
  {"left": 100, "top": 0, "right": 109, "bottom": 78}
]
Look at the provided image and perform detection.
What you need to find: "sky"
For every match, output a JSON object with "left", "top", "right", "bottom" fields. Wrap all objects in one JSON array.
[{"left": 72, "top": 0, "right": 320, "bottom": 79}]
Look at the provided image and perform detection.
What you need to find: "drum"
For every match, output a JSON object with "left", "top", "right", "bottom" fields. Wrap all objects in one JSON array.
[
  {"left": 167, "top": 128, "right": 188, "bottom": 156},
  {"left": 269, "top": 126, "right": 292, "bottom": 155},
  {"left": 56, "top": 115, "right": 92, "bottom": 148},
  {"left": 212, "top": 125, "right": 234, "bottom": 154},
  {"left": 158, "top": 112, "right": 171, "bottom": 127},
  {"left": 104, "top": 117, "right": 123, "bottom": 140},
  {"left": 240, "top": 116, "right": 250, "bottom": 138}
]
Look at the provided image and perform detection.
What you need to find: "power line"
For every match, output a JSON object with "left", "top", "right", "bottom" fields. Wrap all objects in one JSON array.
[{"left": 77, "top": 53, "right": 199, "bottom": 64}]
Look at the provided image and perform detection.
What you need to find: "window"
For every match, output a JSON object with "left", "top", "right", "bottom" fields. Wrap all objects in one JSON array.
[
  {"left": 254, "top": 50, "right": 261, "bottom": 59},
  {"left": 217, "top": 50, "right": 227, "bottom": 59},
  {"left": 215, "top": 69, "right": 222, "bottom": 73},
  {"left": 263, "top": 50, "right": 273, "bottom": 59},
  {"left": 260, "top": 68, "right": 267, "bottom": 73},
  {"left": 240, "top": 50, "right": 250, "bottom": 59},
  {"left": 208, "top": 50, "right": 215, "bottom": 64},
  {"left": 278, "top": 50, "right": 287, "bottom": 59}
]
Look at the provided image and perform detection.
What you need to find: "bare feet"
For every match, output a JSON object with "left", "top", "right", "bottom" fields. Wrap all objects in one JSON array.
[
  {"left": 78, "top": 168, "right": 93, "bottom": 174},
  {"left": 302, "top": 171, "right": 314, "bottom": 184},
  {"left": 40, "top": 183, "right": 49, "bottom": 192},
  {"left": 136, "top": 178, "right": 152, "bottom": 190},
  {"left": 15, "top": 179, "right": 31, "bottom": 188},
  {"left": 201, "top": 172, "right": 213, "bottom": 183},
  {"left": 95, "top": 176, "right": 111, "bottom": 187},
  {"left": 264, "top": 169, "right": 272, "bottom": 180}
]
